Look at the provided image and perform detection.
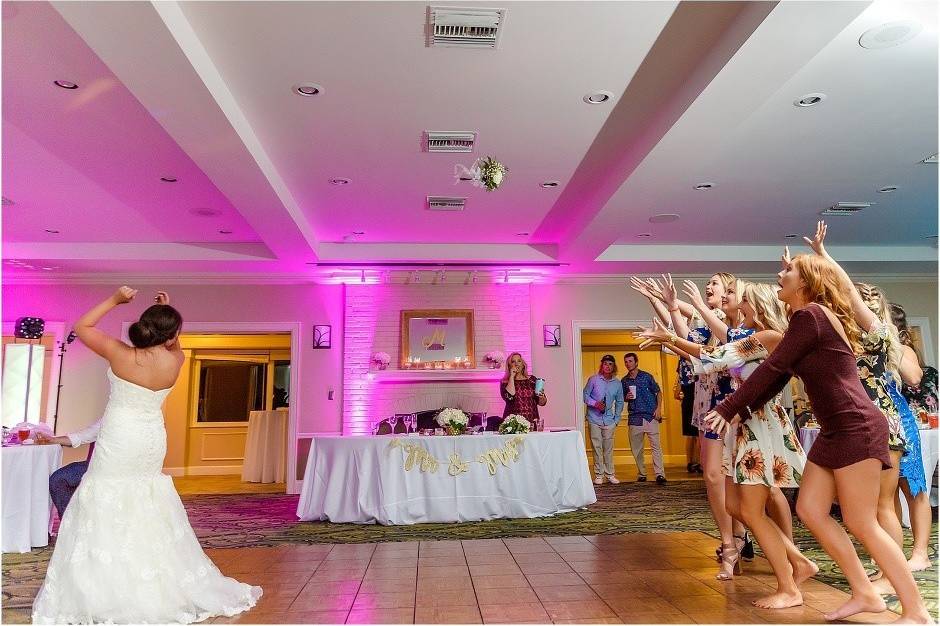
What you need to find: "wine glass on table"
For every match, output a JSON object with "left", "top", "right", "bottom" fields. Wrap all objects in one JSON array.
[{"left": 389, "top": 414, "right": 399, "bottom": 434}]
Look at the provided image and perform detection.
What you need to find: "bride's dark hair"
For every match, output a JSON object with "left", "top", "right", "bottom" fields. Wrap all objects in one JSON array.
[{"left": 128, "top": 305, "right": 182, "bottom": 349}]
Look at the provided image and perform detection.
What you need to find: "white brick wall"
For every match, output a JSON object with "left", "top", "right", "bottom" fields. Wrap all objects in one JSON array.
[{"left": 343, "top": 284, "right": 531, "bottom": 435}]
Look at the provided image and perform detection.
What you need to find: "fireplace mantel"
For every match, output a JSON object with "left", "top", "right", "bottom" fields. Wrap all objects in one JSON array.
[{"left": 370, "top": 369, "right": 504, "bottom": 383}]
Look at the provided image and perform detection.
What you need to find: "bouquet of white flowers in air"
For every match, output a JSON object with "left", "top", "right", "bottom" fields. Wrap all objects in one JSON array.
[
  {"left": 499, "top": 414, "right": 531, "bottom": 435},
  {"left": 436, "top": 407, "right": 469, "bottom": 435},
  {"left": 484, "top": 351, "right": 506, "bottom": 367}
]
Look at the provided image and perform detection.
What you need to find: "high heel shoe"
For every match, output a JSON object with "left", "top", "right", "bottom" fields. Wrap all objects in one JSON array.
[
  {"left": 716, "top": 545, "right": 741, "bottom": 581},
  {"left": 687, "top": 463, "right": 694, "bottom": 473},
  {"left": 737, "top": 532, "right": 755, "bottom": 561}
]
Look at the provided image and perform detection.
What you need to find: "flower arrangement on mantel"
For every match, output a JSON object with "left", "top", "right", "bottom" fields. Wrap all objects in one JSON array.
[
  {"left": 436, "top": 408, "right": 469, "bottom": 435},
  {"left": 498, "top": 414, "right": 530, "bottom": 435},
  {"left": 372, "top": 352, "right": 391, "bottom": 370},
  {"left": 483, "top": 351, "right": 506, "bottom": 369}
]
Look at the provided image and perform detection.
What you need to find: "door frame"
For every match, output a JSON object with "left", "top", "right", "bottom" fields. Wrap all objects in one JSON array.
[
  {"left": 569, "top": 319, "right": 651, "bottom": 431},
  {"left": 122, "top": 321, "right": 303, "bottom": 494}
]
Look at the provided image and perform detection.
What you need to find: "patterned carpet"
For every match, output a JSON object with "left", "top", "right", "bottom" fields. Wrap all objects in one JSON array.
[{"left": 2, "top": 481, "right": 936, "bottom": 616}]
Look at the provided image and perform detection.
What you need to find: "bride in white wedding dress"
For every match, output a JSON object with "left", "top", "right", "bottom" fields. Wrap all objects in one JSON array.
[{"left": 33, "top": 287, "right": 261, "bottom": 624}]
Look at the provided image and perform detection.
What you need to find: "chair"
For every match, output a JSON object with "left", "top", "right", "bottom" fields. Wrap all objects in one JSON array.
[{"left": 484, "top": 415, "right": 504, "bottom": 431}]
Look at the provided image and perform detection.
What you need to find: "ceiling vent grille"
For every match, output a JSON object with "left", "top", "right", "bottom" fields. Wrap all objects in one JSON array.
[
  {"left": 425, "top": 131, "right": 476, "bottom": 153},
  {"left": 820, "top": 202, "right": 871, "bottom": 216},
  {"left": 427, "top": 196, "right": 466, "bottom": 211},
  {"left": 428, "top": 7, "right": 507, "bottom": 49}
]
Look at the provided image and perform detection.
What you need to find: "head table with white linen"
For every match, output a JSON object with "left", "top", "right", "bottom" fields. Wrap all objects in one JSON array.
[
  {"left": 2, "top": 443, "right": 63, "bottom": 553},
  {"left": 297, "top": 431, "right": 597, "bottom": 525}
]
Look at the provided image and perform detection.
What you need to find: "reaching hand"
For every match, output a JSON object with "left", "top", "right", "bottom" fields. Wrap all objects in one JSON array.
[
  {"left": 154, "top": 291, "right": 170, "bottom": 305},
  {"left": 781, "top": 245, "right": 792, "bottom": 269},
  {"left": 803, "top": 220, "right": 828, "bottom": 257},
  {"left": 113, "top": 286, "right": 138, "bottom": 305},
  {"left": 682, "top": 280, "right": 706, "bottom": 309},
  {"left": 635, "top": 319, "right": 672, "bottom": 345},
  {"left": 660, "top": 273, "right": 678, "bottom": 307},
  {"left": 644, "top": 278, "right": 667, "bottom": 303},
  {"left": 629, "top": 276, "right": 654, "bottom": 299}
]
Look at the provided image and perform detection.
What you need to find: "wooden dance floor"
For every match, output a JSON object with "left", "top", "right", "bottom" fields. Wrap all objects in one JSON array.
[{"left": 192, "top": 531, "right": 895, "bottom": 624}]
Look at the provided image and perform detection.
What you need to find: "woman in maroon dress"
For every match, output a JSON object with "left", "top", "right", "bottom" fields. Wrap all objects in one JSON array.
[
  {"left": 704, "top": 252, "right": 929, "bottom": 623},
  {"left": 499, "top": 352, "right": 547, "bottom": 428}
]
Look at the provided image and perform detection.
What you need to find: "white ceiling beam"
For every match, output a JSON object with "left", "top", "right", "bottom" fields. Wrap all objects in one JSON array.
[
  {"left": 4, "top": 242, "right": 277, "bottom": 262},
  {"left": 51, "top": 1, "right": 319, "bottom": 264}
]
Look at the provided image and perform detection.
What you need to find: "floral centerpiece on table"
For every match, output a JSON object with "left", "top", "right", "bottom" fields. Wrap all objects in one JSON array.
[
  {"left": 484, "top": 351, "right": 506, "bottom": 369},
  {"left": 499, "top": 414, "right": 531, "bottom": 435},
  {"left": 372, "top": 352, "right": 391, "bottom": 370},
  {"left": 436, "top": 408, "right": 469, "bottom": 435}
]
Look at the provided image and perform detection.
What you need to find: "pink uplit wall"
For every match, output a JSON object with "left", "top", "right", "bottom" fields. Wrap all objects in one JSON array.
[
  {"left": 2, "top": 282, "right": 346, "bottom": 464},
  {"left": 343, "top": 283, "right": 531, "bottom": 435}
]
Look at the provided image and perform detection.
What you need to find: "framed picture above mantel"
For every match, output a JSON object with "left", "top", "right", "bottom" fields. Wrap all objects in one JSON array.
[{"left": 400, "top": 309, "right": 475, "bottom": 368}]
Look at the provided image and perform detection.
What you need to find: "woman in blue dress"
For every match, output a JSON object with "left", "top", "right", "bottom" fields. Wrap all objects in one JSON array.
[{"left": 888, "top": 302, "right": 935, "bottom": 572}]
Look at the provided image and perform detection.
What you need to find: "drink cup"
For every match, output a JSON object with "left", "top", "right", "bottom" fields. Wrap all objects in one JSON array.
[
  {"left": 17, "top": 427, "right": 30, "bottom": 443},
  {"left": 628, "top": 385, "right": 637, "bottom": 400}
]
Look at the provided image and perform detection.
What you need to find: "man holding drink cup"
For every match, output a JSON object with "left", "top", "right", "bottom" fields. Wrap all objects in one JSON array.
[{"left": 623, "top": 353, "right": 666, "bottom": 484}]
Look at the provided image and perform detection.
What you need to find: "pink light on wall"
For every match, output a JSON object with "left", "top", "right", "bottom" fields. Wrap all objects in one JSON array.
[{"left": 342, "top": 283, "right": 531, "bottom": 435}]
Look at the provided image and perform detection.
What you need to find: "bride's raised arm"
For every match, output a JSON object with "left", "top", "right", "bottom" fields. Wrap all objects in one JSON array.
[{"left": 74, "top": 286, "right": 137, "bottom": 361}]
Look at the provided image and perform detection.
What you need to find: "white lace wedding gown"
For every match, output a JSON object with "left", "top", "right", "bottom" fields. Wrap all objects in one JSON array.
[{"left": 32, "top": 369, "right": 262, "bottom": 624}]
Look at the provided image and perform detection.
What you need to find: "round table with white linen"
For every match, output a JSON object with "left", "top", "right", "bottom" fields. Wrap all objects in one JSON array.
[
  {"left": 2, "top": 443, "right": 63, "bottom": 553},
  {"left": 297, "top": 431, "right": 597, "bottom": 525},
  {"left": 798, "top": 426, "right": 820, "bottom": 454},
  {"left": 242, "top": 409, "right": 288, "bottom": 484}
]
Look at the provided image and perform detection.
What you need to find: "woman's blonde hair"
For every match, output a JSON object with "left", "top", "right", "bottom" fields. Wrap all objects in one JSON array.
[
  {"left": 705, "top": 272, "right": 737, "bottom": 343},
  {"left": 790, "top": 254, "right": 863, "bottom": 354},
  {"left": 743, "top": 282, "right": 789, "bottom": 334},
  {"left": 855, "top": 282, "right": 902, "bottom": 377},
  {"left": 502, "top": 352, "right": 528, "bottom": 382}
]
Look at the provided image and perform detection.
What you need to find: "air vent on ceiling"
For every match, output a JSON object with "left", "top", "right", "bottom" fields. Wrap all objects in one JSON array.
[
  {"left": 425, "top": 131, "right": 476, "bottom": 153},
  {"left": 427, "top": 196, "right": 466, "bottom": 211},
  {"left": 820, "top": 202, "right": 872, "bottom": 216},
  {"left": 428, "top": 7, "right": 507, "bottom": 49}
]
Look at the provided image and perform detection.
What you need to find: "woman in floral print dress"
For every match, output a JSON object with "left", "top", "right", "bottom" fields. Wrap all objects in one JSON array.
[{"left": 638, "top": 282, "right": 816, "bottom": 609}]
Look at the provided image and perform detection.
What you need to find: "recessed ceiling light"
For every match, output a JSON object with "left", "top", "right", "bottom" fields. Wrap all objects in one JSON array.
[
  {"left": 218, "top": 229, "right": 233, "bottom": 235},
  {"left": 293, "top": 82, "right": 323, "bottom": 97},
  {"left": 160, "top": 175, "right": 178, "bottom": 183},
  {"left": 859, "top": 21, "right": 923, "bottom": 50},
  {"left": 41, "top": 267, "right": 55, "bottom": 271},
  {"left": 190, "top": 207, "right": 222, "bottom": 217},
  {"left": 926, "top": 235, "right": 938, "bottom": 239},
  {"left": 515, "top": 232, "right": 530, "bottom": 236},
  {"left": 693, "top": 182, "right": 715, "bottom": 190},
  {"left": 794, "top": 93, "right": 826, "bottom": 107},
  {"left": 44, "top": 228, "right": 59, "bottom": 234},
  {"left": 785, "top": 234, "right": 799, "bottom": 239},
  {"left": 329, "top": 177, "right": 350, "bottom": 185},
  {"left": 877, "top": 185, "right": 898, "bottom": 193},
  {"left": 649, "top": 214, "right": 680, "bottom": 224},
  {"left": 53, "top": 80, "right": 78, "bottom": 90},
  {"left": 352, "top": 231, "right": 365, "bottom": 236},
  {"left": 923, "top": 154, "right": 938, "bottom": 164},
  {"left": 540, "top": 181, "right": 559, "bottom": 188},
  {"left": 583, "top": 90, "right": 613, "bottom": 105},
  {"left": 636, "top": 233, "right": 652, "bottom": 238}
]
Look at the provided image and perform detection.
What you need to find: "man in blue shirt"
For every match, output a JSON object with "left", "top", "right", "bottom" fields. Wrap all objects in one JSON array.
[
  {"left": 583, "top": 354, "right": 625, "bottom": 485},
  {"left": 622, "top": 353, "right": 666, "bottom": 484}
]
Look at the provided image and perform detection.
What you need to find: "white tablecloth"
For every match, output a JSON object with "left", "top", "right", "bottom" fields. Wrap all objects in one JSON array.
[
  {"left": 799, "top": 427, "right": 820, "bottom": 453},
  {"left": 900, "top": 428, "right": 939, "bottom": 527},
  {"left": 2, "top": 443, "right": 62, "bottom": 553},
  {"left": 242, "top": 410, "right": 288, "bottom": 483},
  {"left": 297, "top": 431, "right": 597, "bottom": 525}
]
